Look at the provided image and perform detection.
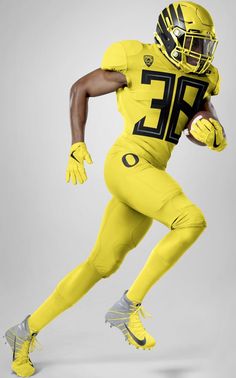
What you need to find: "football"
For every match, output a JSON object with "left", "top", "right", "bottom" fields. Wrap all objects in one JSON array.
[{"left": 184, "top": 110, "right": 215, "bottom": 146}]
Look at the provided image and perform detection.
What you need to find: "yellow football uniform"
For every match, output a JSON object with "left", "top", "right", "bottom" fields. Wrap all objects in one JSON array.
[
  {"left": 27, "top": 40, "right": 217, "bottom": 336},
  {"left": 7, "top": 3, "right": 226, "bottom": 370},
  {"left": 101, "top": 39, "right": 219, "bottom": 169}
]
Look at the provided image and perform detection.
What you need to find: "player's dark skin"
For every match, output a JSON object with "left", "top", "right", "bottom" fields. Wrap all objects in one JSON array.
[
  {"left": 70, "top": 68, "right": 127, "bottom": 144},
  {"left": 69, "top": 68, "right": 224, "bottom": 144}
]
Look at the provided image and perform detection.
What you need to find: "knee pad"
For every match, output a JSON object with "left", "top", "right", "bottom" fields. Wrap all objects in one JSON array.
[
  {"left": 155, "top": 192, "right": 207, "bottom": 230},
  {"left": 172, "top": 203, "right": 207, "bottom": 230},
  {"left": 171, "top": 204, "right": 207, "bottom": 229},
  {"left": 88, "top": 242, "right": 132, "bottom": 278}
]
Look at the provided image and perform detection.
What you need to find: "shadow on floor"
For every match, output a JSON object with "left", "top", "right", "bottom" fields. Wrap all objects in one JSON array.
[
  {"left": 35, "top": 356, "right": 201, "bottom": 378},
  {"left": 150, "top": 365, "right": 198, "bottom": 377}
]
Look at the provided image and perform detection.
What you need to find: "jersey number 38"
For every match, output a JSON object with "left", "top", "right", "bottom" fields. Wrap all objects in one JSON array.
[{"left": 133, "top": 69, "right": 209, "bottom": 145}]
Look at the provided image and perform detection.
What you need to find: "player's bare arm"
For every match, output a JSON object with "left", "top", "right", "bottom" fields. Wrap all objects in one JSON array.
[
  {"left": 200, "top": 98, "right": 218, "bottom": 117},
  {"left": 70, "top": 68, "right": 127, "bottom": 144},
  {"left": 66, "top": 68, "right": 127, "bottom": 184}
]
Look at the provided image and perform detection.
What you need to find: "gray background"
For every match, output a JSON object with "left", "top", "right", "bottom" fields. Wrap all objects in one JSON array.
[{"left": 0, "top": 0, "right": 235, "bottom": 377}]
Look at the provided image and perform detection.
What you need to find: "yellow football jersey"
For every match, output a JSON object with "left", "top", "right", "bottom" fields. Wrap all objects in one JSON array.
[{"left": 101, "top": 40, "right": 220, "bottom": 169}]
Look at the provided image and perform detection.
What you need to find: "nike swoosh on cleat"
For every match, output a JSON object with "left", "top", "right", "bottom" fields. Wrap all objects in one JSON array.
[
  {"left": 124, "top": 324, "right": 146, "bottom": 346},
  {"left": 213, "top": 133, "right": 220, "bottom": 148},
  {"left": 70, "top": 151, "right": 81, "bottom": 163}
]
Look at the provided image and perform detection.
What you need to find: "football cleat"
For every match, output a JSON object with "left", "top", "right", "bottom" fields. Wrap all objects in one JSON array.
[
  {"left": 154, "top": 2, "right": 218, "bottom": 74},
  {"left": 105, "top": 290, "right": 156, "bottom": 350},
  {"left": 5, "top": 315, "right": 39, "bottom": 377}
]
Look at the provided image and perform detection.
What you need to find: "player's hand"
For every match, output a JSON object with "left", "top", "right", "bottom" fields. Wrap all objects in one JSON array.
[
  {"left": 208, "top": 118, "right": 227, "bottom": 151},
  {"left": 66, "top": 142, "right": 93, "bottom": 185},
  {"left": 190, "top": 117, "right": 227, "bottom": 152}
]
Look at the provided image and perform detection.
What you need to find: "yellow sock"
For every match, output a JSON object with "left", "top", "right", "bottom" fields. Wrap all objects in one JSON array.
[
  {"left": 127, "top": 227, "right": 204, "bottom": 303},
  {"left": 28, "top": 259, "right": 101, "bottom": 333}
]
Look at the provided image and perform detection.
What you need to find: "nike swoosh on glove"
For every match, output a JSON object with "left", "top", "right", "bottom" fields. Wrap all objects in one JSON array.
[
  {"left": 66, "top": 142, "right": 93, "bottom": 185},
  {"left": 190, "top": 117, "right": 227, "bottom": 152},
  {"left": 208, "top": 118, "right": 227, "bottom": 152}
]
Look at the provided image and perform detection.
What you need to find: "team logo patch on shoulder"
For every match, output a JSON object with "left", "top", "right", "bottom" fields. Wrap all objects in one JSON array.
[{"left": 144, "top": 55, "right": 154, "bottom": 67}]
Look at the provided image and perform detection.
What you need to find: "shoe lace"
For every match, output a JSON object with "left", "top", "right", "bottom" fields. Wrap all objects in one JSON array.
[
  {"left": 16, "top": 334, "right": 42, "bottom": 364},
  {"left": 29, "top": 334, "right": 42, "bottom": 353},
  {"left": 129, "top": 304, "right": 152, "bottom": 336}
]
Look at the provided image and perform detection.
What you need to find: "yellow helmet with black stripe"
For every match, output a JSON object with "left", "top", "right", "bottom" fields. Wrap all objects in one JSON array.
[{"left": 154, "top": 2, "right": 218, "bottom": 74}]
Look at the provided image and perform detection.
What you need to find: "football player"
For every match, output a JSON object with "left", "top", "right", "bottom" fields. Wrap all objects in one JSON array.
[{"left": 5, "top": 2, "right": 227, "bottom": 376}]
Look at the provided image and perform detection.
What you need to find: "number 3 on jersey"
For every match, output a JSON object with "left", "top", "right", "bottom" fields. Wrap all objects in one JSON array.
[{"left": 133, "top": 69, "right": 209, "bottom": 144}]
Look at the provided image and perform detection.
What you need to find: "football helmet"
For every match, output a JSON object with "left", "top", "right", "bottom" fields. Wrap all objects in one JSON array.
[{"left": 154, "top": 2, "right": 218, "bottom": 74}]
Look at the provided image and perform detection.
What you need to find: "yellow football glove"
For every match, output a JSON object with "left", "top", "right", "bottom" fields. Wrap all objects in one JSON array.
[
  {"left": 66, "top": 142, "right": 93, "bottom": 185},
  {"left": 190, "top": 117, "right": 227, "bottom": 152}
]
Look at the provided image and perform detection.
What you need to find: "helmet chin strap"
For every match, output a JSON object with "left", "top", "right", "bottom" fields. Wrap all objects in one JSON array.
[
  {"left": 180, "top": 55, "right": 200, "bottom": 73},
  {"left": 179, "top": 61, "right": 198, "bottom": 74}
]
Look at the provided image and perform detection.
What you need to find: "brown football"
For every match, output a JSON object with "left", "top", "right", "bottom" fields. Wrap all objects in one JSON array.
[{"left": 184, "top": 110, "right": 214, "bottom": 146}]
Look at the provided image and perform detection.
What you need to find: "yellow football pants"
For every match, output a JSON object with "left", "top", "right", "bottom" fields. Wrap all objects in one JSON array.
[{"left": 28, "top": 146, "right": 206, "bottom": 333}]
